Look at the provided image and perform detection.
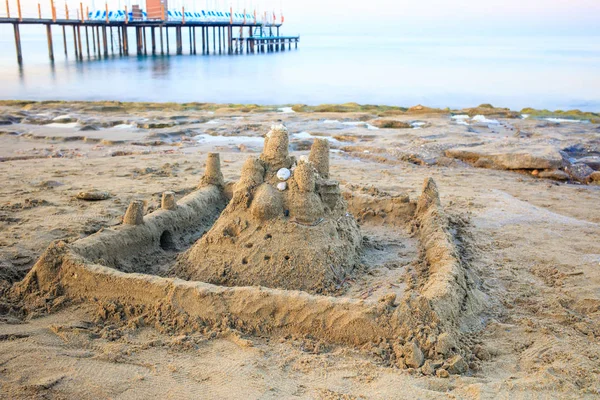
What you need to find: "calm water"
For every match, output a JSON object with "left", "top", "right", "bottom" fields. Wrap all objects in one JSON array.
[{"left": 0, "top": 25, "right": 599, "bottom": 111}]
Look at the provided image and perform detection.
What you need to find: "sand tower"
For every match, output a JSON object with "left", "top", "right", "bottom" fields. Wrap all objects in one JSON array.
[{"left": 175, "top": 125, "right": 362, "bottom": 294}]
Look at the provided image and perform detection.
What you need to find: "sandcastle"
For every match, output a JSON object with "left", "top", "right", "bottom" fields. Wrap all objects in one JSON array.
[
  {"left": 12, "top": 126, "right": 484, "bottom": 375},
  {"left": 174, "top": 125, "right": 362, "bottom": 294}
]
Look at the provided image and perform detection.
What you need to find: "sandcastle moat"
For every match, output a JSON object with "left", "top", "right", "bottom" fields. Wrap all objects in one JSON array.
[{"left": 12, "top": 125, "right": 483, "bottom": 375}]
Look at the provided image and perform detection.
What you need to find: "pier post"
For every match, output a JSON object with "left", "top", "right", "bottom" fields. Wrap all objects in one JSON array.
[
  {"left": 123, "top": 26, "right": 129, "bottom": 55},
  {"left": 166, "top": 27, "right": 170, "bottom": 54},
  {"left": 13, "top": 23, "right": 23, "bottom": 64},
  {"left": 50, "top": 0, "right": 56, "bottom": 21},
  {"left": 159, "top": 27, "right": 164, "bottom": 55},
  {"left": 192, "top": 27, "right": 196, "bottom": 54},
  {"left": 142, "top": 27, "right": 147, "bottom": 55},
  {"left": 212, "top": 26, "right": 216, "bottom": 54},
  {"left": 189, "top": 27, "right": 192, "bottom": 54},
  {"left": 91, "top": 24, "right": 96, "bottom": 54},
  {"left": 102, "top": 26, "right": 108, "bottom": 57},
  {"left": 202, "top": 26, "right": 206, "bottom": 54},
  {"left": 117, "top": 26, "right": 122, "bottom": 55},
  {"left": 151, "top": 26, "right": 156, "bottom": 55},
  {"left": 176, "top": 27, "right": 182, "bottom": 55},
  {"left": 72, "top": 26, "right": 78, "bottom": 59},
  {"left": 77, "top": 26, "right": 83, "bottom": 60},
  {"left": 16, "top": 0, "right": 21, "bottom": 21},
  {"left": 96, "top": 26, "right": 101, "bottom": 56},
  {"left": 85, "top": 26, "right": 90, "bottom": 57},
  {"left": 110, "top": 27, "right": 114, "bottom": 55},
  {"left": 38, "top": 3, "right": 41, "bottom": 18},
  {"left": 135, "top": 27, "right": 141, "bottom": 55},
  {"left": 46, "top": 24, "right": 54, "bottom": 61},
  {"left": 249, "top": 27, "right": 254, "bottom": 53},
  {"left": 62, "top": 26, "right": 67, "bottom": 56},
  {"left": 218, "top": 27, "right": 222, "bottom": 54}
]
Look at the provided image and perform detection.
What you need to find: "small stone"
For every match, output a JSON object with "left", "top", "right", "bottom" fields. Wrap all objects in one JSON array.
[
  {"left": 590, "top": 171, "right": 600, "bottom": 184},
  {"left": 577, "top": 156, "right": 600, "bottom": 171},
  {"left": 435, "top": 333, "right": 456, "bottom": 357},
  {"left": 565, "top": 163, "right": 594, "bottom": 183},
  {"left": 538, "top": 169, "right": 569, "bottom": 181},
  {"left": 421, "top": 360, "right": 435, "bottom": 376},
  {"left": 276, "top": 168, "right": 291, "bottom": 181},
  {"left": 276, "top": 182, "right": 287, "bottom": 191},
  {"left": 76, "top": 190, "right": 110, "bottom": 201},
  {"left": 436, "top": 369, "right": 450, "bottom": 378},
  {"left": 474, "top": 345, "right": 490, "bottom": 361},
  {"left": 446, "top": 355, "right": 468, "bottom": 374},
  {"left": 403, "top": 341, "right": 424, "bottom": 368},
  {"left": 531, "top": 169, "right": 539, "bottom": 176}
]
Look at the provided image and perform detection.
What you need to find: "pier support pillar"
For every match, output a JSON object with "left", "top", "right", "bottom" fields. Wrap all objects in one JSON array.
[
  {"left": 218, "top": 27, "right": 221, "bottom": 54},
  {"left": 91, "top": 25, "right": 96, "bottom": 55},
  {"left": 151, "top": 26, "right": 156, "bottom": 55},
  {"left": 102, "top": 26, "right": 108, "bottom": 57},
  {"left": 142, "top": 27, "right": 147, "bottom": 55},
  {"left": 46, "top": 24, "right": 54, "bottom": 62},
  {"left": 192, "top": 27, "right": 196, "bottom": 54},
  {"left": 85, "top": 26, "right": 90, "bottom": 57},
  {"left": 72, "top": 26, "right": 78, "bottom": 59},
  {"left": 189, "top": 26, "right": 193, "bottom": 54},
  {"left": 13, "top": 23, "right": 23, "bottom": 64},
  {"left": 212, "top": 26, "right": 216, "bottom": 54},
  {"left": 62, "top": 25, "right": 67, "bottom": 56},
  {"left": 202, "top": 26, "right": 206, "bottom": 54},
  {"left": 176, "top": 27, "right": 182, "bottom": 55},
  {"left": 135, "top": 27, "right": 142, "bottom": 56},
  {"left": 166, "top": 27, "right": 170, "bottom": 54},
  {"left": 159, "top": 27, "right": 164, "bottom": 55},
  {"left": 117, "top": 26, "right": 122, "bottom": 55},
  {"left": 109, "top": 27, "right": 114, "bottom": 55},
  {"left": 123, "top": 26, "right": 129, "bottom": 55},
  {"left": 77, "top": 26, "right": 83, "bottom": 60},
  {"left": 96, "top": 26, "right": 101, "bottom": 57}
]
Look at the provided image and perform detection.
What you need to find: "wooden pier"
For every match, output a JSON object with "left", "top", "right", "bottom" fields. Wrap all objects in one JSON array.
[{"left": 0, "top": 1, "right": 300, "bottom": 64}]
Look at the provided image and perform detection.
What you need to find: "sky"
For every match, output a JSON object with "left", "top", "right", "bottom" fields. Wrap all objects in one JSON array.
[
  {"left": 5, "top": 0, "right": 600, "bottom": 36},
  {"left": 278, "top": 0, "right": 600, "bottom": 36}
]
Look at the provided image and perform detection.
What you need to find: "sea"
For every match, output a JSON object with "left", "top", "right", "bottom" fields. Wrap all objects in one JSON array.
[{"left": 0, "top": 25, "right": 599, "bottom": 111}]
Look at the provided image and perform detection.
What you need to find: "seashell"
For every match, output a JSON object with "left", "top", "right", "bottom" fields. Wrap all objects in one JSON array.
[
  {"left": 276, "top": 168, "right": 291, "bottom": 181},
  {"left": 299, "top": 155, "right": 309, "bottom": 163},
  {"left": 276, "top": 182, "right": 287, "bottom": 191},
  {"left": 270, "top": 123, "right": 287, "bottom": 132}
]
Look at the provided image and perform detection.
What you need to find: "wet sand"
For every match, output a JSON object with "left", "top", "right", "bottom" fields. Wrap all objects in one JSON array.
[{"left": 0, "top": 102, "right": 599, "bottom": 399}]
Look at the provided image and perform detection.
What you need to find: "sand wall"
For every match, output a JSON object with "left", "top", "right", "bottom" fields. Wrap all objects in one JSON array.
[{"left": 70, "top": 185, "right": 227, "bottom": 272}]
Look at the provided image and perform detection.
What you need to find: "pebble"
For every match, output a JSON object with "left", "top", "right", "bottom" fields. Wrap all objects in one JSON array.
[
  {"left": 76, "top": 190, "right": 111, "bottom": 201},
  {"left": 276, "top": 182, "right": 287, "bottom": 191},
  {"left": 276, "top": 168, "right": 291, "bottom": 181}
]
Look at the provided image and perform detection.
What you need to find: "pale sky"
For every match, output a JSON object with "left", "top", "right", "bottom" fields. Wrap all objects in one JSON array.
[{"left": 277, "top": 0, "right": 600, "bottom": 35}]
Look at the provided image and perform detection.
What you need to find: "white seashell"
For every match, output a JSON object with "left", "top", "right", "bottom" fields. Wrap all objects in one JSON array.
[
  {"left": 277, "top": 168, "right": 291, "bottom": 181},
  {"left": 276, "top": 182, "right": 287, "bottom": 191},
  {"left": 299, "top": 155, "right": 309, "bottom": 163},
  {"left": 270, "top": 123, "right": 287, "bottom": 132}
]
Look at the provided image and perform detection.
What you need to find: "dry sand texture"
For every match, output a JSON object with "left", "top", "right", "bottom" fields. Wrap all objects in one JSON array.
[{"left": 0, "top": 102, "right": 599, "bottom": 399}]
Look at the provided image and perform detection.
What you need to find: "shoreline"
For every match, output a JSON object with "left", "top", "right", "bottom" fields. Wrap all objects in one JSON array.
[{"left": 1, "top": 99, "right": 599, "bottom": 122}]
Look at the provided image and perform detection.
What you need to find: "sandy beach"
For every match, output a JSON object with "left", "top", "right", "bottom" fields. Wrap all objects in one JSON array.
[{"left": 0, "top": 101, "right": 599, "bottom": 399}]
